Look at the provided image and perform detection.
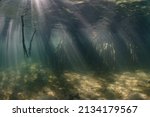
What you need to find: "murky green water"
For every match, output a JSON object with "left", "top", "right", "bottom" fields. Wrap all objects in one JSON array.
[{"left": 0, "top": 0, "right": 150, "bottom": 99}]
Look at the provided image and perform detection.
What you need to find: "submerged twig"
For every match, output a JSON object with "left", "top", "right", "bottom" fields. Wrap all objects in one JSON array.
[
  {"left": 21, "top": 15, "right": 29, "bottom": 57},
  {"left": 28, "top": 29, "right": 36, "bottom": 56}
]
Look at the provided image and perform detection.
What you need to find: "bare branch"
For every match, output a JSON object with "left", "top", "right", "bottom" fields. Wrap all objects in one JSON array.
[
  {"left": 21, "top": 15, "right": 29, "bottom": 57},
  {"left": 28, "top": 29, "right": 36, "bottom": 56}
]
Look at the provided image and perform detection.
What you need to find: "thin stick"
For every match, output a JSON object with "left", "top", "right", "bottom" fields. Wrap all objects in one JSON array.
[
  {"left": 28, "top": 29, "right": 36, "bottom": 56},
  {"left": 21, "top": 15, "right": 29, "bottom": 57}
]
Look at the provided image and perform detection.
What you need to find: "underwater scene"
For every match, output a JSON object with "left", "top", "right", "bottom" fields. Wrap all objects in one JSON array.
[{"left": 0, "top": 0, "right": 150, "bottom": 100}]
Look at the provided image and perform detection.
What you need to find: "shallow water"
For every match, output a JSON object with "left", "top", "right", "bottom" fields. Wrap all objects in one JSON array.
[{"left": 0, "top": 0, "right": 150, "bottom": 99}]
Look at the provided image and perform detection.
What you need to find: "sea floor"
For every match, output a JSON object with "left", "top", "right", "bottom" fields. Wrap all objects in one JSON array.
[{"left": 0, "top": 63, "right": 150, "bottom": 100}]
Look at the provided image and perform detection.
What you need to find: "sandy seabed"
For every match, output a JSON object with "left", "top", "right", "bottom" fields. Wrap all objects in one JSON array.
[{"left": 0, "top": 63, "right": 150, "bottom": 100}]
